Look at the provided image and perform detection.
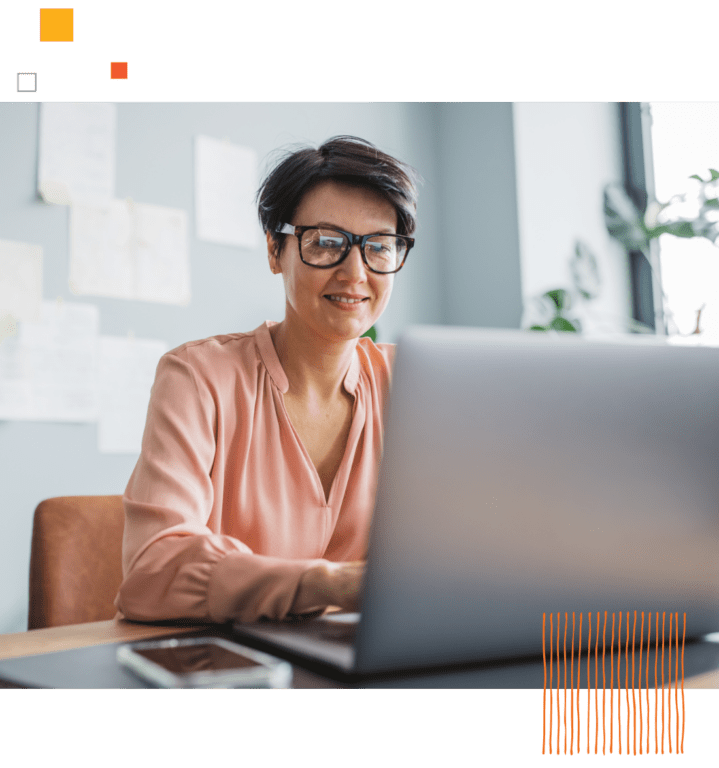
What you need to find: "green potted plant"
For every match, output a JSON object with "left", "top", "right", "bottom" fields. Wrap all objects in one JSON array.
[
  {"left": 524, "top": 241, "right": 601, "bottom": 333},
  {"left": 525, "top": 169, "right": 719, "bottom": 335}
]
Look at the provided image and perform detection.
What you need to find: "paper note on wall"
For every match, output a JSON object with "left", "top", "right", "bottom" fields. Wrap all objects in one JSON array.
[
  {"left": 0, "top": 240, "right": 43, "bottom": 322},
  {"left": 98, "top": 335, "right": 168, "bottom": 453},
  {"left": 133, "top": 202, "right": 191, "bottom": 304},
  {"left": 69, "top": 199, "right": 191, "bottom": 305},
  {"left": 0, "top": 315, "right": 18, "bottom": 345},
  {"left": 38, "top": 103, "right": 116, "bottom": 204},
  {"left": 195, "top": 135, "right": 260, "bottom": 249},
  {"left": 0, "top": 301, "right": 99, "bottom": 422},
  {"left": 68, "top": 199, "right": 133, "bottom": 299}
]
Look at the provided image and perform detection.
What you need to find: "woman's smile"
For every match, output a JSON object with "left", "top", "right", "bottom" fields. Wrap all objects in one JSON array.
[{"left": 324, "top": 293, "right": 370, "bottom": 310}]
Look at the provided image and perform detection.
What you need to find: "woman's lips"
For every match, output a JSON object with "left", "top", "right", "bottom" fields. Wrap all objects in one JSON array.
[{"left": 324, "top": 295, "right": 369, "bottom": 311}]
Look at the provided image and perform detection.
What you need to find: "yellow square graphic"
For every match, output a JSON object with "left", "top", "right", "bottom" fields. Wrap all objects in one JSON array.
[{"left": 40, "top": 8, "right": 74, "bottom": 42}]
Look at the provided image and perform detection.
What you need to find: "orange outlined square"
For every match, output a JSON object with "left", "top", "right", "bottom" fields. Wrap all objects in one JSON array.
[
  {"left": 40, "top": 9, "right": 74, "bottom": 42},
  {"left": 111, "top": 62, "right": 128, "bottom": 79}
]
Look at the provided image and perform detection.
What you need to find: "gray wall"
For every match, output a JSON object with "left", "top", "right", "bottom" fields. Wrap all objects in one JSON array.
[
  {"left": 1, "top": 103, "right": 616, "bottom": 633},
  {"left": 437, "top": 103, "right": 524, "bottom": 328}
]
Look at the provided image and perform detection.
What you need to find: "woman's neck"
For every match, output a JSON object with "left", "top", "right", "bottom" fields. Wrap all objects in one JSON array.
[{"left": 269, "top": 319, "right": 357, "bottom": 402}]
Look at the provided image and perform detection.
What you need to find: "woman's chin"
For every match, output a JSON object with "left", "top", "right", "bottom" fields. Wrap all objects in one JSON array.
[{"left": 321, "top": 318, "right": 370, "bottom": 343}]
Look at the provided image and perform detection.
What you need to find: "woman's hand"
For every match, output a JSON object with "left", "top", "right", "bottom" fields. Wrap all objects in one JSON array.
[{"left": 291, "top": 561, "right": 365, "bottom": 614}]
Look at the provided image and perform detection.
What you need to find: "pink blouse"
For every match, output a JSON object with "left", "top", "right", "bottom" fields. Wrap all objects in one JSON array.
[{"left": 114, "top": 321, "right": 394, "bottom": 624}]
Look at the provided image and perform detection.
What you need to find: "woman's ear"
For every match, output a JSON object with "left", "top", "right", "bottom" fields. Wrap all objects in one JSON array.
[{"left": 267, "top": 231, "right": 281, "bottom": 274}]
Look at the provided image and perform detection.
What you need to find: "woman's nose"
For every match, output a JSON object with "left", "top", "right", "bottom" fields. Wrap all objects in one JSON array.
[{"left": 337, "top": 244, "right": 367, "bottom": 281}]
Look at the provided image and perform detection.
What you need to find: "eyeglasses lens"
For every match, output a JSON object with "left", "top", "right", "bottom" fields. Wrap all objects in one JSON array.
[{"left": 300, "top": 229, "right": 405, "bottom": 272}]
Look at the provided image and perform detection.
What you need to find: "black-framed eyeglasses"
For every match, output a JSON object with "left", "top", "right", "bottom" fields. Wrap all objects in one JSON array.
[{"left": 276, "top": 223, "right": 414, "bottom": 274}]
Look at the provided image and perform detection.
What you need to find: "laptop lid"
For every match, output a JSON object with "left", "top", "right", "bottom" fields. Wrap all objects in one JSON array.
[{"left": 354, "top": 326, "right": 719, "bottom": 674}]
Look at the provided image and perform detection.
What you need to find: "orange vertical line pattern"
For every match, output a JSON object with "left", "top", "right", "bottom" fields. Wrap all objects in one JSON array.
[
  {"left": 668, "top": 611, "right": 673, "bottom": 754},
  {"left": 646, "top": 611, "right": 651, "bottom": 755},
  {"left": 570, "top": 612, "right": 575, "bottom": 755},
  {"left": 550, "top": 612, "right": 554, "bottom": 755},
  {"left": 632, "top": 609, "right": 636, "bottom": 756},
  {"left": 625, "top": 612, "right": 630, "bottom": 756},
  {"left": 563, "top": 612, "right": 568, "bottom": 755},
  {"left": 639, "top": 611, "right": 644, "bottom": 754},
  {"left": 587, "top": 611, "right": 592, "bottom": 755},
  {"left": 577, "top": 612, "right": 582, "bottom": 755},
  {"left": 675, "top": 612, "right": 679, "bottom": 754},
  {"left": 655, "top": 612, "right": 659, "bottom": 755},
  {"left": 594, "top": 611, "right": 599, "bottom": 755},
  {"left": 556, "top": 612, "right": 561, "bottom": 756},
  {"left": 681, "top": 613, "right": 685, "bottom": 754},
  {"left": 618, "top": 611, "right": 622, "bottom": 755},
  {"left": 602, "top": 610, "right": 607, "bottom": 755},
  {"left": 661, "top": 611, "right": 665, "bottom": 755},
  {"left": 542, "top": 613, "right": 546, "bottom": 755},
  {"left": 610, "top": 612, "right": 615, "bottom": 754}
]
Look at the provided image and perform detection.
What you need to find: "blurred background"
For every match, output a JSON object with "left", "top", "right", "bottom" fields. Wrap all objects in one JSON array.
[{"left": 0, "top": 102, "right": 714, "bottom": 633}]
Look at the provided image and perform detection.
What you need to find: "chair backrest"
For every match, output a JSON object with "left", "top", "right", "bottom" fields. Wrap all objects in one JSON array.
[{"left": 28, "top": 495, "right": 125, "bottom": 630}]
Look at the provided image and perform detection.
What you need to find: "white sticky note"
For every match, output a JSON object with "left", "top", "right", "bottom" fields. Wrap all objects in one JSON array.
[
  {"left": 69, "top": 199, "right": 191, "bottom": 305},
  {"left": 98, "top": 335, "right": 168, "bottom": 453},
  {"left": 133, "top": 202, "right": 191, "bottom": 305},
  {"left": 68, "top": 199, "right": 134, "bottom": 299},
  {"left": 0, "top": 239, "right": 43, "bottom": 322},
  {"left": 195, "top": 135, "right": 260, "bottom": 249},
  {"left": 0, "top": 315, "right": 18, "bottom": 345},
  {"left": 38, "top": 103, "right": 116, "bottom": 205},
  {"left": 0, "top": 301, "right": 99, "bottom": 422}
]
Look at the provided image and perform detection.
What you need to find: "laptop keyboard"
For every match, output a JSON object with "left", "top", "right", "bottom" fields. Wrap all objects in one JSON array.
[
  {"left": 275, "top": 613, "right": 358, "bottom": 644},
  {"left": 315, "top": 622, "right": 357, "bottom": 643},
  {"left": 233, "top": 613, "right": 359, "bottom": 671}
]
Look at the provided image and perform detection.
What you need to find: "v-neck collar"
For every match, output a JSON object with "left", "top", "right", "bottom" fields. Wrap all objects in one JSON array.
[{"left": 254, "top": 321, "right": 361, "bottom": 396}]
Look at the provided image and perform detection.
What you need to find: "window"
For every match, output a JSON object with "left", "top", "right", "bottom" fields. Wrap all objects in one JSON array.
[{"left": 647, "top": 103, "right": 719, "bottom": 339}]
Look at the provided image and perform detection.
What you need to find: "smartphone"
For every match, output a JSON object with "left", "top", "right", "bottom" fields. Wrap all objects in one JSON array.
[{"left": 117, "top": 636, "right": 292, "bottom": 688}]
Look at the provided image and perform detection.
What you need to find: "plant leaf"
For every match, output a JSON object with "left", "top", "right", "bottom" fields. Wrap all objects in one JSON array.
[
  {"left": 361, "top": 325, "right": 377, "bottom": 342},
  {"left": 544, "top": 288, "right": 571, "bottom": 311},
  {"left": 529, "top": 325, "right": 548, "bottom": 332},
  {"left": 662, "top": 221, "right": 696, "bottom": 239},
  {"left": 570, "top": 240, "right": 601, "bottom": 300},
  {"left": 603, "top": 184, "right": 648, "bottom": 250},
  {"left": 549, "top": 317, "right": 579, "bottom": 332},
  {"left": 710, "top": 169, "right": 719, "bottom": 181}
]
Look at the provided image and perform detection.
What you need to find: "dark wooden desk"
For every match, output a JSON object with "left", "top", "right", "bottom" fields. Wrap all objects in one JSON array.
[
  {"left": 0, "top": 619, "right": 718, "bottom": 689},
  {"left": 0, "top": 619, "right": 341, "bottom": 688}
]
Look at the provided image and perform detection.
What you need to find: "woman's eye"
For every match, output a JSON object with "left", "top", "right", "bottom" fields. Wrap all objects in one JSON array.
[{"left": 318, "top": 237, "right": 344, "bottom": 249}]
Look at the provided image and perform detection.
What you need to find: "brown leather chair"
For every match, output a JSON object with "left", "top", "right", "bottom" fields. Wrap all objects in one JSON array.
[{"left": 28, "top": 495, "right": 125, "bottom": 629}]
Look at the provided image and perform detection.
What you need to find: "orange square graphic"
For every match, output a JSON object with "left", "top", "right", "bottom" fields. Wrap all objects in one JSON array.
[
  {"left": 40, "top": 8, "right": 74, "bottom": 42},
  {"left": 111, "top": 62, "right": 128, "bottom": 79}
]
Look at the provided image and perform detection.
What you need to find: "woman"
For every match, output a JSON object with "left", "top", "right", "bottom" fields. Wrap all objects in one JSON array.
[{"left": 115, "top": 136, "right": 419, "bottom": 624}]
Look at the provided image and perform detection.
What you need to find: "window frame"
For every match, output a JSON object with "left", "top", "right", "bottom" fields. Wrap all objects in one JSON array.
[{"left": 619, "top": 102, "right": 666, "bottom": 334}]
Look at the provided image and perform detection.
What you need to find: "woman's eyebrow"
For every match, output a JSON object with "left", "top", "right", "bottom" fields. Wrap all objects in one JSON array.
[
  {"left": 313, "top": 221, "right": 396, "bottom": 234},
  {"left": 314, "top": 221, "right": 343, "bottom": 230}
]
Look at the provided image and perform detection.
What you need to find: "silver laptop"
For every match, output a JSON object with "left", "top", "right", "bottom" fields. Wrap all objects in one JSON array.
[{"left": 234, "top": 326, "right": 719, "bottom": 677}]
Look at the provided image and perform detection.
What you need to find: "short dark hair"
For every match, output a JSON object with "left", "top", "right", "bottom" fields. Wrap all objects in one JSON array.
[{"left": 256, "top": 135, "right": 421, "bottom": 255}]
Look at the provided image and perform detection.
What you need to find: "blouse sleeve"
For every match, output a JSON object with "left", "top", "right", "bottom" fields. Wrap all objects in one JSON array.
[{"left": 114, "top": 351, "right": 325, "bottom": 624}]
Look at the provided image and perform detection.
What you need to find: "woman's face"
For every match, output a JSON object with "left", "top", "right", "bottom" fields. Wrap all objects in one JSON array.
[{"left": 269, "top": 180, "right": 397, "bottom": 344}]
